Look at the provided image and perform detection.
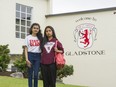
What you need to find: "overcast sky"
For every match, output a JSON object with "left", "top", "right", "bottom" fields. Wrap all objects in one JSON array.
[{"left": 52, "top": 0, "right": 116, "bottom": 14}]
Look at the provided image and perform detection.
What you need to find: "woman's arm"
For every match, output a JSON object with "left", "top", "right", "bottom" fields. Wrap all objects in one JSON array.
[
  {"left": 24, "top": 46, "right": 31, "bottom": 68},
  {"left": 24, "top": 46, "right": 28, "bottom": 61},
  {"left": 54, "top": 40, "right": 64, "bottom": 53},
  {"left": 54, "top": 48, "right": 63, "bottom": 53}
]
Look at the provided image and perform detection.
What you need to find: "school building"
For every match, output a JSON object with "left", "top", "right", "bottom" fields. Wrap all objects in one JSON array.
[{"left": 0, "top": 0, "right": 116, "bottom": 87}]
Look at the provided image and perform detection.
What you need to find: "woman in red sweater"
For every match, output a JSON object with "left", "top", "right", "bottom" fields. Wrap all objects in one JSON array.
[{"left": 41, "top": 26, "right": 64, "bottom": 87}]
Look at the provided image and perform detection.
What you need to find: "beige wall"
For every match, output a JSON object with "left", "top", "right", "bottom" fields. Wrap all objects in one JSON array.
[
  {"left": 46, "top": 10, "right": 116, "bottom": 87},
  {"left": 0, "top": 0, "right": 48, "bottom": 54},
  {"left": 0, "top": 1, "right": 116, "bottom": 87}
]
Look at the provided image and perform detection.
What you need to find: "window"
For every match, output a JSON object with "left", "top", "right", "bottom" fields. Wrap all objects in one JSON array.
[{"left": 15, "top": 3, "right": 32, "bottom": 39}]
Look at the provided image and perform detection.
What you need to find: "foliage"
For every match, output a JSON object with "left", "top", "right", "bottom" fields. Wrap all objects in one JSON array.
[
  {"left": 0, "top": 45, "right": 10, "bottom": 71},
  {"left": 13, "top": 46, "right": 28, "bottom": 77},
  {"left": 57, "top": 65, "right": 74, "bottom": 80}
]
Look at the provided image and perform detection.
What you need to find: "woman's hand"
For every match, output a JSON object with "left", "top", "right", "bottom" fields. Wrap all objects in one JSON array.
[{"left": 26, "top": 59, "right": 31, "bottom": 68}]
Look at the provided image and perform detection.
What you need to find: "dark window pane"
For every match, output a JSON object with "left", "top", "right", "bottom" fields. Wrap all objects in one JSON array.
[
  {"left": 16, "top": 32, "right": 20, "bottom": 38},
  {"left": 27, "top": 21, "right": 31, "bottom": 26},
  {"left": 21, "top": 13, "right": 26, "bottom": 19},
  {"left": 16, "top": 25, "right": 20, "bottom": 31},
  {"left": 27, "top": 14, "right": 31, "bottom": 20},
  {"left": 21, "top": 33, "right": 25, "bottom": 39},
  {"left": 16, "top": 19, "right": 20, "bottom": 24},
  {"left": 21, "top": 26, "right": 25, "bottom": 32},
  {"left": 16, "top": 12, "right": 20, "bottom": 18},
  {"left": 27, "top": 27, "right": 30, "bottom": 33},
  {"left": 16, "top": 4, "right": 20, "bottom": 11},
  {"left": 21, "top": 20, "right": 25, "bottom": 26},
  {"left": 27, "top": 7, "right": 32, "bottom": 13},
  {"left": 21, "top": 5, "right": 26, "bottom": 12}
]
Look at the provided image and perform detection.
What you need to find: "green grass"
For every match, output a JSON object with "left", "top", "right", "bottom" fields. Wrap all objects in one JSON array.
[{"left": 0, "top": 76, "right": 87, "bottom": 87}]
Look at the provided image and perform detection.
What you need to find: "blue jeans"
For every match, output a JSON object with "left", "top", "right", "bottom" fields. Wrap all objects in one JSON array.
[{"left": 28, "top": 52, "right": 41, "bottom": 87}]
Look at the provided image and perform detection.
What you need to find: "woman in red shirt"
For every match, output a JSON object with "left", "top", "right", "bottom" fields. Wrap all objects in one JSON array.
[{"left": 41, "top": 26, "right": 64, "bottom": 87}]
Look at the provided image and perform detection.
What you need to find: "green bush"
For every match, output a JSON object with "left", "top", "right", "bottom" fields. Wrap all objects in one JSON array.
[
  {"left": 57, "top": 65, "right": 74, "bottom": 80},
  {"left": 13, "top": 46, "right": 28, "bottom": 77},
  {"left": 0, "top": 44, "right": 10, "bottom": 71},
  {"left": 39, "top": 65, "right": 74, "bottom": 81}
]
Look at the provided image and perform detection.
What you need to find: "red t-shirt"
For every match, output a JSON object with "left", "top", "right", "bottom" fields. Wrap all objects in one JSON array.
[{"left": 41, "top": 38, "right": 64, "bottom": 64}]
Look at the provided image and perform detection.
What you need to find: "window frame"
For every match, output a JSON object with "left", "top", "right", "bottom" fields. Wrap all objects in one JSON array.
[{"left": 15, "top": 3, "right": 32, "bottom": 39}]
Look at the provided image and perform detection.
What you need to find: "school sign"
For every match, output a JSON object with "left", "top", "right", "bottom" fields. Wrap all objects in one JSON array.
[{"left": 46, "top": 7, "right": 116, "bottom": 87}]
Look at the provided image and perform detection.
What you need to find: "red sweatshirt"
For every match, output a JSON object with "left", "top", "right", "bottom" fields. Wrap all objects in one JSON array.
[{"left": 41, "top": 38, "right": 64, "bottom": 64}]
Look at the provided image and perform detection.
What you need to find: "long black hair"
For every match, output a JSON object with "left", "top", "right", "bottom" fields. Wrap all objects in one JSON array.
[
  {"left": 42, "top": 26, "right": 57, "bottom": 49},
  {"left": 29, "top": 23, "right": 43, "bottom": 48}
]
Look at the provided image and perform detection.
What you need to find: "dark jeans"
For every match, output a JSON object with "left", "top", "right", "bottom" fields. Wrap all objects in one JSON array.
[
  {"left": 28, "top": 52, "right": 41, "bottom": 87},
  {"left": 41, "top": 63, "right": 56, "bottom": 87}
]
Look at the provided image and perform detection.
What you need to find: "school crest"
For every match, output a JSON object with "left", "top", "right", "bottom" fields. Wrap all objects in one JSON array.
[{"left": 74, "top": 23, "right": 97, "bottom": 49}]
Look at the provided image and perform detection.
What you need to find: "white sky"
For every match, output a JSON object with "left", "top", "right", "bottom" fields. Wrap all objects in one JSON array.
[{"left": 52, "top": 0, "right": 116, "bottom": 14}]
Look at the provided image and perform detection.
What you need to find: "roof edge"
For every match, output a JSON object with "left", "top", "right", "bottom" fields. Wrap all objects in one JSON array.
[{"left": 45, "top": 7, "right": 116, "bottom": 17}]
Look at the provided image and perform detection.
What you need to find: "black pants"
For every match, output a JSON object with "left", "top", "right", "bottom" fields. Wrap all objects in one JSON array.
[{"left": 41, "top": 63, "right": 56, "bottom": 87}]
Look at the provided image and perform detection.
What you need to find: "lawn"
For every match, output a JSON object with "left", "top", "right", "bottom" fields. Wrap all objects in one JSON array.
[{"left": 0, "top": 76, "right": 87, "bottom": 87}]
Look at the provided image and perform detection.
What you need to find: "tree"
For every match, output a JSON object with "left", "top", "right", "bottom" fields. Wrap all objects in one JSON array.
[{"left": 0, "top": 45, "right": 10, "bottom": 71}]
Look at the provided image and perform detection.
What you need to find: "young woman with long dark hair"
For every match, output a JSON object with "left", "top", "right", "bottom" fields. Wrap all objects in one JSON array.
[
  {"left": 24, "top": 23, "right": 43, "bottom": 87},
  {"left": 41, "top": 26, "right": 64, "bottom": 87}
]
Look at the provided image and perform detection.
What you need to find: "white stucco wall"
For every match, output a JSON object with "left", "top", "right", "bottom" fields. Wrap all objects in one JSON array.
[
  {"left": 46, "top": 9, "right": 116, "bottom": 87},
  {"left": 1, "top": 1, "right": 116, "bottom": 87},
  {"left": 0, "top": 0, "right": 48, "bottom": 54}
]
